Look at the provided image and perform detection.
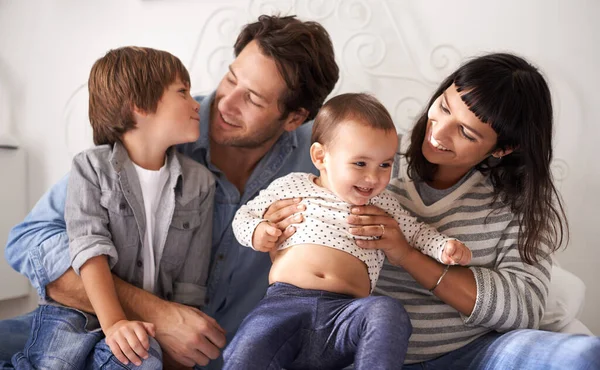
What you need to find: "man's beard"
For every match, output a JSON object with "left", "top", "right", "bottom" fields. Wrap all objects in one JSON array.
[{"left": 210, "top": 119, "right": 285, "bottom": 149}]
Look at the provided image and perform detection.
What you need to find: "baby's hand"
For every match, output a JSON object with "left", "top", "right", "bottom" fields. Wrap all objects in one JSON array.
[
  {"left": 441, "top": 240, "right": 472, "bottom": 266},
  {"left": 104, "top": 319, "right": 155, "bottom": 367},
  {"left": 252, "top": 221, "right": 283, "bottom": 252}
]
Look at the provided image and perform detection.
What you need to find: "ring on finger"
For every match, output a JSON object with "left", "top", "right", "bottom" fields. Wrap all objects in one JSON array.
[{"left": 379, "top": 224, "right": 385, "bottom": 238}]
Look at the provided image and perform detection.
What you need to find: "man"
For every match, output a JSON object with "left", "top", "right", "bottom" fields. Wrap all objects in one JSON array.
[{"left": 2, "top": 15, "right": 339, "bottom": 369}]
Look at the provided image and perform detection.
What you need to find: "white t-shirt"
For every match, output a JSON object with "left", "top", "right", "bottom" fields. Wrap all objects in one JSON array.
[
  {"left": 233, "top": 172, "right": 451, "bottom": 291},
  {"left": 133, "top": 161, "right": 170, "bottom": 293}
]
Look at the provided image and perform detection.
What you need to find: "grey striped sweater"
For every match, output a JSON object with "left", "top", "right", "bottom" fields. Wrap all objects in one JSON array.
[{"left": 375, "top": 136, "right": 553, "bottom": 364}]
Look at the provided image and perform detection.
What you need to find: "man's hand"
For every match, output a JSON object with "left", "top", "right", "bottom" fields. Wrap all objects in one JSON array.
[
  {"left": 153, "top": 301, "right": 226, "bottom": 367},
  {"left": 252, "top": 221, "right": 282, "bottom": 252},
  {"left": 262, "top": 198, "right": 305, "bottom": 246},
  {"left": 46, "top": 268, "right": 227, "bottom": 367}
]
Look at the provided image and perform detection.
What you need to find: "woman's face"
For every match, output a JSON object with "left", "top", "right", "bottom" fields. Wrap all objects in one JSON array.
[{"left": 422, "top": 83, "right": 503, "bottom": 177}]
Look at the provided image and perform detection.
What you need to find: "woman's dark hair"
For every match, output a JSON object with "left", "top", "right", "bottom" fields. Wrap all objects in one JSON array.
[
  {"left": 406, "top": 53, "right": 568, "bottom": 264},
  {"left": 234, "top": 15, "right": 339, "bottom": 121}
]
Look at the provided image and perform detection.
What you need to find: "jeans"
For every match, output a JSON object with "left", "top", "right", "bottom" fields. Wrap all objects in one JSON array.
[
  {"left": 1, "top": 305, "right": 162, "bottom": 370},
  {"left": 403, "top": 329, "right": 600, "bottom": 370},
  {"left": 0, "top": 311, "right": 34, "bottom": 368},
  {"left": 223, "top": 282, "right": 412, "bottom": 370},
  {"left": 3, "top": 307, "right": 600, "bottom": 370}
]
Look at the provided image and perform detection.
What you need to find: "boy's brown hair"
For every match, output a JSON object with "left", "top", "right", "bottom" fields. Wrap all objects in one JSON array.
[
  {"left": 88, "top": 46, "right": 191, "bottom": 145},
  {"left": 235, "top": 15, "right": 339, "bottom": 121},
  {"left": 311, "top": 93, "right": 396, "bottom": 145}
]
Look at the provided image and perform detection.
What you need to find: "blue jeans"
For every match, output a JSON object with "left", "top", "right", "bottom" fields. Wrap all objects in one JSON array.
[
  {"left": 403, "top": 329, "right": 600, "bottom": 370},
  {"left": 2, "top": 305, "right": 162, "bottom": 370},
  {"left": 0, "top": 311, "right": 34, "bottom": 367},
  {"left": 223, "top": 282, "right": 412, "bottom": 370},
  {"left": 3, "top": 307, "right": 600, "bottom": 370}
]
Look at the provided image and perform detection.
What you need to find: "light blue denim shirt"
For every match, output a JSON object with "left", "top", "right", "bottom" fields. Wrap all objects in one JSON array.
[{"left": 5, "top": 92, "right": 317, "bottom": 366}]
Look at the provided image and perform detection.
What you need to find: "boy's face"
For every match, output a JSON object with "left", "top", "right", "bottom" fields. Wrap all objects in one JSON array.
[
  {"left": 210, "top": 40, "right": 299, "bottom": 148},
  {"left": 148, "top": 78, "right": 201, "bottom": 146},
  {"left": 317, "top": 121, "right": 398, "bottom": 205}
]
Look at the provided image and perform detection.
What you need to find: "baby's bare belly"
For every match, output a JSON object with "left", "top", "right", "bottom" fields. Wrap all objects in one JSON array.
[{"left": 269, "top": 244, "right": 371, "bottom": 298}]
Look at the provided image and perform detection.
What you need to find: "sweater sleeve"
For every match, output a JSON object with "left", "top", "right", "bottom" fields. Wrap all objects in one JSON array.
[
  {"left": 463, "top": 218, "right": 552, "bottom": 331},
  {"left": 375, "top": 192, "right": 453, "bottom": 262},
  {"left": 232, "top": 175, "right": 292, "bottom": 249}
]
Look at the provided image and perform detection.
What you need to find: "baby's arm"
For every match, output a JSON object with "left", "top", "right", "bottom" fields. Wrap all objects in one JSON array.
[
  {"left": 232, "top": 175, "right": 294, "bottom": 252},
  {"left": 66, "top": 152, "right": 154, "bottom": 366},
  {"left": 377, "top": 192, "right": 471, "bottom": 265}
]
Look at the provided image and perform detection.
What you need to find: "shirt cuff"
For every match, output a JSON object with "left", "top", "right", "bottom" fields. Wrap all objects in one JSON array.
[
  {"left": 34, "top": 232, "right": 71, "bottom": 299},
  {"left": 71, "top": 242, "right": 118, "bottom": 275}
]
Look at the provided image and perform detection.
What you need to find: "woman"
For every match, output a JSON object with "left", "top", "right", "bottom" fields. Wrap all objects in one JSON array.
[
  {"left": 265, "top": 52, "right": 599, "bottom": 369},
  {"left": 343, "top": 53, "right": 600, "bottom": 368}
]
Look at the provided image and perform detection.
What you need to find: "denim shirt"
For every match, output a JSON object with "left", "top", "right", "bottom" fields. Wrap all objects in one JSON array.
[
  {"left": 66, "top": 142, "right": 214, "bottom": 307},
  {"left": 5, "top": 92, "right": 317, "bottom": 355}
]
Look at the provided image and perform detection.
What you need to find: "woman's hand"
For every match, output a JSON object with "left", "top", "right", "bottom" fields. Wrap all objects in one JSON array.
[
  {"left": 262, "top": 198, "right": 306, "bottom": 246},
  {"left": 347, "top": 205, "right": 416, "bottom": 266}
]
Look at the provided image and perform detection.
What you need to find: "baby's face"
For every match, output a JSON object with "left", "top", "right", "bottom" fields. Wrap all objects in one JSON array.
[{"left": 321, "top": 121, "right": 398, "bottom": 205}]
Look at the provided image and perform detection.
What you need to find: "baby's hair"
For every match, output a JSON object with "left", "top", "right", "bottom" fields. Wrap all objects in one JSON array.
[
  {"left": 88, "top": 46, "right": 191, "bottom": 145},
  {"left": 311, "top": 93, "right": 396, "bottom": 146}
]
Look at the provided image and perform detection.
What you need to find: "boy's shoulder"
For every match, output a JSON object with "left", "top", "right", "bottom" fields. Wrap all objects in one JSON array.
[
  {"left": 72, "top": 145, "right": 114, "bottom": 168},
  {"left": 173, "top": 150, "right": 215, "bottom": 190}
]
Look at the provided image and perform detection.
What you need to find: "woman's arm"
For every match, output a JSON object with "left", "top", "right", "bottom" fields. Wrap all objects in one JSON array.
[
  {"left": 349, "top": 205, "right": 551, "bottom": 329},
  {"left": 348, "top": 205, "right": 477, "bottom": 315}
]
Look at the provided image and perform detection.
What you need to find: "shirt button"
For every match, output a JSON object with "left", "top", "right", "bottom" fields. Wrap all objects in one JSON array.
[
  {"left": 183, "top": 222, "right": 190, "bottom": 229},
  {"left": 217, "top": 254, "right": 225, "bottom": 261},
  {"left": 119, "top": 203, "right": 126, "bottom": 210},
  {"left": 136, "top": 260, "right": 143, "bottom": 267}
]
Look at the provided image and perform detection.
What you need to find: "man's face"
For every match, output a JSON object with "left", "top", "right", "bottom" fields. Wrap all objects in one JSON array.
[{"left": 211, "top": 40, "right": 292, "bottom": 148}]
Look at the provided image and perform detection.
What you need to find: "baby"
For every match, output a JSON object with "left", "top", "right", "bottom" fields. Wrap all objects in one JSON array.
[{"left": 225, "top": 93, "right": 471, "bottom": 370}]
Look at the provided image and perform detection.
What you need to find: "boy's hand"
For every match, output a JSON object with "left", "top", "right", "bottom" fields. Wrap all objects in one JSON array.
[
  {"left": 105, "top": 319, "right": 155, "bottom": 367},
  {"left": 252, "top": 221, "right": 282, "bottom": 252},
  {"left": 441, "top": 240, "right": 472, "bottom": 266}
]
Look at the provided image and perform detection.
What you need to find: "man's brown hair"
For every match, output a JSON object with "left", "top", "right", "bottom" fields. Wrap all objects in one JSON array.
[
  {"left": 88, "top": 46, "right": 191, "bottom": 145},
  {"left": 311, "top": 93, "right": 396, "bottom": 145},
  {"left": 234, "top": 15, "right": 339, "bottom": 121}
]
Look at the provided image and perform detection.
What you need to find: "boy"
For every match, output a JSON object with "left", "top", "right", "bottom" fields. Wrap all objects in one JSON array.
[
  {"left": 225, "top": 93, "right": 471, "bottom": 369},
  {"left": 12, "top": 47, "right": 215, "bottom": 369}
]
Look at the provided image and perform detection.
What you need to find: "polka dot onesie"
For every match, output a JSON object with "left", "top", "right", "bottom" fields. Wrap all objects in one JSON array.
[{"left": 232, "top": 172, "right": 453, "bottom": 292}]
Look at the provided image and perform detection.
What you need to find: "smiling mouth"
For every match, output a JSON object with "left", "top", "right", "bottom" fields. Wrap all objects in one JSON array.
[
  {"left": 429, "top": 133, "right": 450, "bottom": 151},
  {"left": 354, "top": 186, "right": 373, "bottom": 195},
  {"left": 220, "top": 113, "right": 241, "bottom": 128}
]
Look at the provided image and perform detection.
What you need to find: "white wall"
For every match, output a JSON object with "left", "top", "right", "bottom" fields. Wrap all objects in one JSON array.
[{"left": 1, "top": 0, "right": 598, "bottom": 334}]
